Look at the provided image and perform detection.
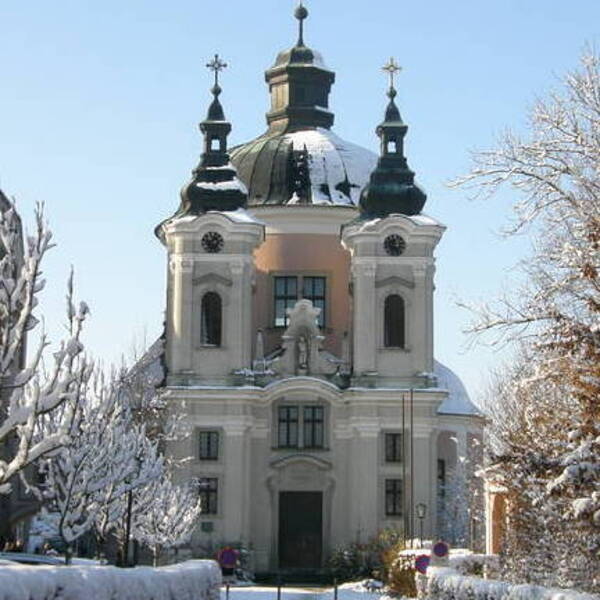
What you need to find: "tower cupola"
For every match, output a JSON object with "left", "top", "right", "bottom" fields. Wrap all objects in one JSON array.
[
  {"left": 264, "top": 3, "right": 336, "bottom": 133},
  {"left": 179, "top": 54, "right": 248, "bottom": 215},
  {"left": 359, "top": 58, "right": 427, "bottom": 218}
]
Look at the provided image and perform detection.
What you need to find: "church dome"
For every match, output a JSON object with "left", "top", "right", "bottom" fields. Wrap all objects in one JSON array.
[
  {"left": 434, "top": 360, "right": 481, "bottom": 417},
  {"left": 230, "top": 128, "right": 377, "bottom": 206},
  {"left": 229, "top": 4, "right": 377, "bottom": 207}
]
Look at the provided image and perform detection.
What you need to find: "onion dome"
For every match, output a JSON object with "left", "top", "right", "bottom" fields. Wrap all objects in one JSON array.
[
  {"left": 178, "top": 55, "right": 248, "bottom": 216},
  {"left": 230, "top": 5, "right": 377, "bottom": 206},
  {"left": 359, "top": 59, "right": 427, "bottom": 218}
]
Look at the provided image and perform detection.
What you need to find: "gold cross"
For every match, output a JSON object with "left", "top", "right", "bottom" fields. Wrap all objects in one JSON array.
[
  {"left": 382, "top": 57, "right": 402, "bottom": 89},
  {"left": 206, "top": 54, "right": 228, "bottom": 86}
]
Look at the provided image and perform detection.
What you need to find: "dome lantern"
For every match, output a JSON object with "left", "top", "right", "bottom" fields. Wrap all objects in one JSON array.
[{"left": 264, "top": 3, "right": 336, "bottom": 133}]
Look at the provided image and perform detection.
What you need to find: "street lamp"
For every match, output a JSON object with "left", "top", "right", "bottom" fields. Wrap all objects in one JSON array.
[{"left": 416, "top": 503, "right": 427, "bottom": 548}]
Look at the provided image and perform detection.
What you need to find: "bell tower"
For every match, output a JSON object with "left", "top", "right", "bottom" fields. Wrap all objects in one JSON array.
[
  {"left": 342, "top": 60, "right": 445, "bottom": 385},
  {"left": 157, "top": 56, "right": 264, "bottom": 385}
]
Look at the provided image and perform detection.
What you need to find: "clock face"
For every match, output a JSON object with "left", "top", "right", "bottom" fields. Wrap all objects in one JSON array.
[
  {"left": 201, "top": 231, "right": 224, "bottom": 254},
  {"left": 384, "top": 234, "right": 406, "bottom": 256}
]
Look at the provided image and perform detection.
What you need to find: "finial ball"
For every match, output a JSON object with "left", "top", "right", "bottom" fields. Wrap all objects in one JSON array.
[{"left": 295, "top": 4, "right": 308, "bottom": 21}]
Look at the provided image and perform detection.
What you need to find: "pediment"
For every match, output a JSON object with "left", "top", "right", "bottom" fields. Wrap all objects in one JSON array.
[
  {"left": 270, "top": 454, "right": 332, "bottom": 471},
  {"left": 375, "top": 275, "right": 414, "bottom": 289},
  {"left": 192, "top": 273, "right": 232, "bottom": 287}
]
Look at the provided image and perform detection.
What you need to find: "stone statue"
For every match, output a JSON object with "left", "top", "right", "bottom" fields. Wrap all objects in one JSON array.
[{"left": 297, "top": 335, "right": 309, "bottom": 371}]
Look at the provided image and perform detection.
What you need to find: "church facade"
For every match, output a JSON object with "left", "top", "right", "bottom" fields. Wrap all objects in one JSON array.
[{"left": 156, "top": 6, "right": 482, "bottom": 573}]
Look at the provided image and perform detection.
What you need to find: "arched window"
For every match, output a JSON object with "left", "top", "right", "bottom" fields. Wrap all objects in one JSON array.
[
  {"left": 384, "top": 294, "right": 405, "bottom": 348},
  {"left": 201, "top": 292, "right": 222, "bottom": 346}
]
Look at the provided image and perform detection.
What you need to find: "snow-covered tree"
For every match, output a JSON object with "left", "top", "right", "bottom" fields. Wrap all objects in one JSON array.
[
  {"left": 438, "top": 438, "right": 484, "bottom": 550},
  {"left": 0, "top": 199, "right": 88, "bottom": 493},
  {"left": 133, "top": 475, "right": 201, "bottom": 566},
  {"left": 454, "top": 49, "right": 600, "bottom": 592},
  {"left": 39, "top": 369, "right": 163, "bottom": 563},
  {"left": 92, "top": 423, "right": 164, "bottom": 558}
]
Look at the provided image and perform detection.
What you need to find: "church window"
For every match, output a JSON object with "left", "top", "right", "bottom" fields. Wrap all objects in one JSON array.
[
  {"left": 437, "top": 459, "right": 446, "bottom": 499},
  {"left": 277, "top": 404, "right": 326, "bottom": 449},
  {"left": 385, "top": 479, "right": 403, "bottom": 516},
  {"left": 273, "top": 275, "right": 327, "bottom": 327},
  {"left": 274, "top": 276, "right": 298, "bottom": 327},
  {"left": 384, "top": 294, "right": 405, "bottom": 348},
  {"left": 385, "top": 432, "right": 403, "bottom": 463},
  {"left": 278, "top": 406, "right": 299, "bottom": 448},
  {"left": 303, "top": 277, "right": 326, "bottom": 327},
  {"left": 201, "top": 292, "right": 222, "bottom": 346},
  {"left": 198, "top": 478, "right": 218, "bottom": 515},
  {"left": 198, "top": 431, "right": 219, "bottom": 461},
  {"left": 303, "top": 406, "right": 324, "bottom": 448},
  {"left": 387, "top": 139, "right": 398, "bottom": 154}
]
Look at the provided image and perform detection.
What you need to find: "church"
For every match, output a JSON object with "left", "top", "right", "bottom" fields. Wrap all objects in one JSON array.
[{"left": 155, "top": 5, "right": 482, "bottom": 574}]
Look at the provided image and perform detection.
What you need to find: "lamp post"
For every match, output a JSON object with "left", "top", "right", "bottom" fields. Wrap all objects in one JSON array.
[{"left": 416, "top": 503, "right": 427, "bottom": 548}]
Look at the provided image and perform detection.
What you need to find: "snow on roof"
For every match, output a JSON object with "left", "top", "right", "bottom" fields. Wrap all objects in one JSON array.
[
  {"left": 219, "top": 208, "right": 264, "bottom": 225},
  {"left": 284, "top": 128, "right": 378, "bottom": 206},
  {"left": 193, "top": 179, "right": 248, "bottom": 194},
  {"left": 434, "top": 360, "right": 481, "bottom": 417},
  {"left": 358, "top": 212, "right": 443, "bottom": 231}
]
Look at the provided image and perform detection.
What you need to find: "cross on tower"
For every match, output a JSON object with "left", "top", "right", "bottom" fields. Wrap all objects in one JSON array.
[
  {"left": 206, "top": 54, "right": 228, "bottom": 87},
  {"left": 382, "top": 57, "right": 402, "bottom": 90}
]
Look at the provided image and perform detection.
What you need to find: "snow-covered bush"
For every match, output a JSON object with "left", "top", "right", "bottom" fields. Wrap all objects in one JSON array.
[
  {"left": 328, "top": 528, "right": 404, "bottom": 581},
  {"left": 420, "top": 567, "right": 599, "bottom": 600},
  {"left": 0, "top": 559, "right": 221, "bottom": 600},
  {"left": 448, "top": 554, "right": 500, "bottom": 578}
]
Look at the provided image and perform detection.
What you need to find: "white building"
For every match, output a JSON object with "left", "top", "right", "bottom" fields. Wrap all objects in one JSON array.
[{"left": 155, "top": 6, "right": 482, "bottom": 574}]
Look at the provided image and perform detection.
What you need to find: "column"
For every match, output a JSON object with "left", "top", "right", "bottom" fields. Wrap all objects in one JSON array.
[
  {"left": 229, "top": 259, "right": 245, "bottom": 370},
  {"left": 412, "top": 263, "right": 428, "bottom": 374},
  {"left": 351, "top": 421, "right": 379, "bottom": 541},
  {"left": 222, "top": 423, "right": 249, "bottom": 542},
  {"left": 352, "top": 261, "right": 377, "bottom": 374},
  {"left": 169, "top": 255, "right": 193, "bottom": 373}
]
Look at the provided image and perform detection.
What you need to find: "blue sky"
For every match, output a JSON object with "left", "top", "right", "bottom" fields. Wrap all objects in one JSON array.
[{"left": 1, "top": 0, "right": 598, "bottom": 400}]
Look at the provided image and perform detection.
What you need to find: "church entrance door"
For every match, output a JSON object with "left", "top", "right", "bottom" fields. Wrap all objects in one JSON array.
[{"left": 278, "top": 491, "right": 323, "bottom": 569}]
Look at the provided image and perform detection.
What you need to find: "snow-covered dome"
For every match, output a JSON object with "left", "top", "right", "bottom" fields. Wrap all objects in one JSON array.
[
  {"left": 230, "top": 128, "right": 377, "bottom": 206},
  {"left": 434, "top": 360, "right": 481, "bottom": 417}
]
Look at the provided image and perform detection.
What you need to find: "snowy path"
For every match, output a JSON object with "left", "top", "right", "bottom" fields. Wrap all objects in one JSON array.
[{"left": 220, "top": 585, "right": 379, "bottom": 600}]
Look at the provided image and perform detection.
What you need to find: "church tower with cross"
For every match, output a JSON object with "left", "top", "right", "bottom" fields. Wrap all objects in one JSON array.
[{"left": 156, "top": 4, "right": 483, "bottom": 573}]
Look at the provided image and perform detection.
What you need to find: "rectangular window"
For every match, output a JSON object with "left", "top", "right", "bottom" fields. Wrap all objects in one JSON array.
[
  {"left": 274, "top": 276, "right": 298, "bottom": 327},
  {"left": 303, "top": 406, "right": 324, "bottom": 448},
  {"left": 198, "top": 478, "right": 218, "bottom": 515},
  {"left": 385, "top": 479, "right": 403, "bottom": 516},
  {"left": 385, "top": 433, "right": 403, "bottom": 463},
  {"left": 302, "top": 276, "right": 326, "bottom": 326},
  {"left": 278, "top": 406, "right": 299, "bottom": 448},
  {"left": 199, "top": 431, "right": 219, "bottom": 461}
]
